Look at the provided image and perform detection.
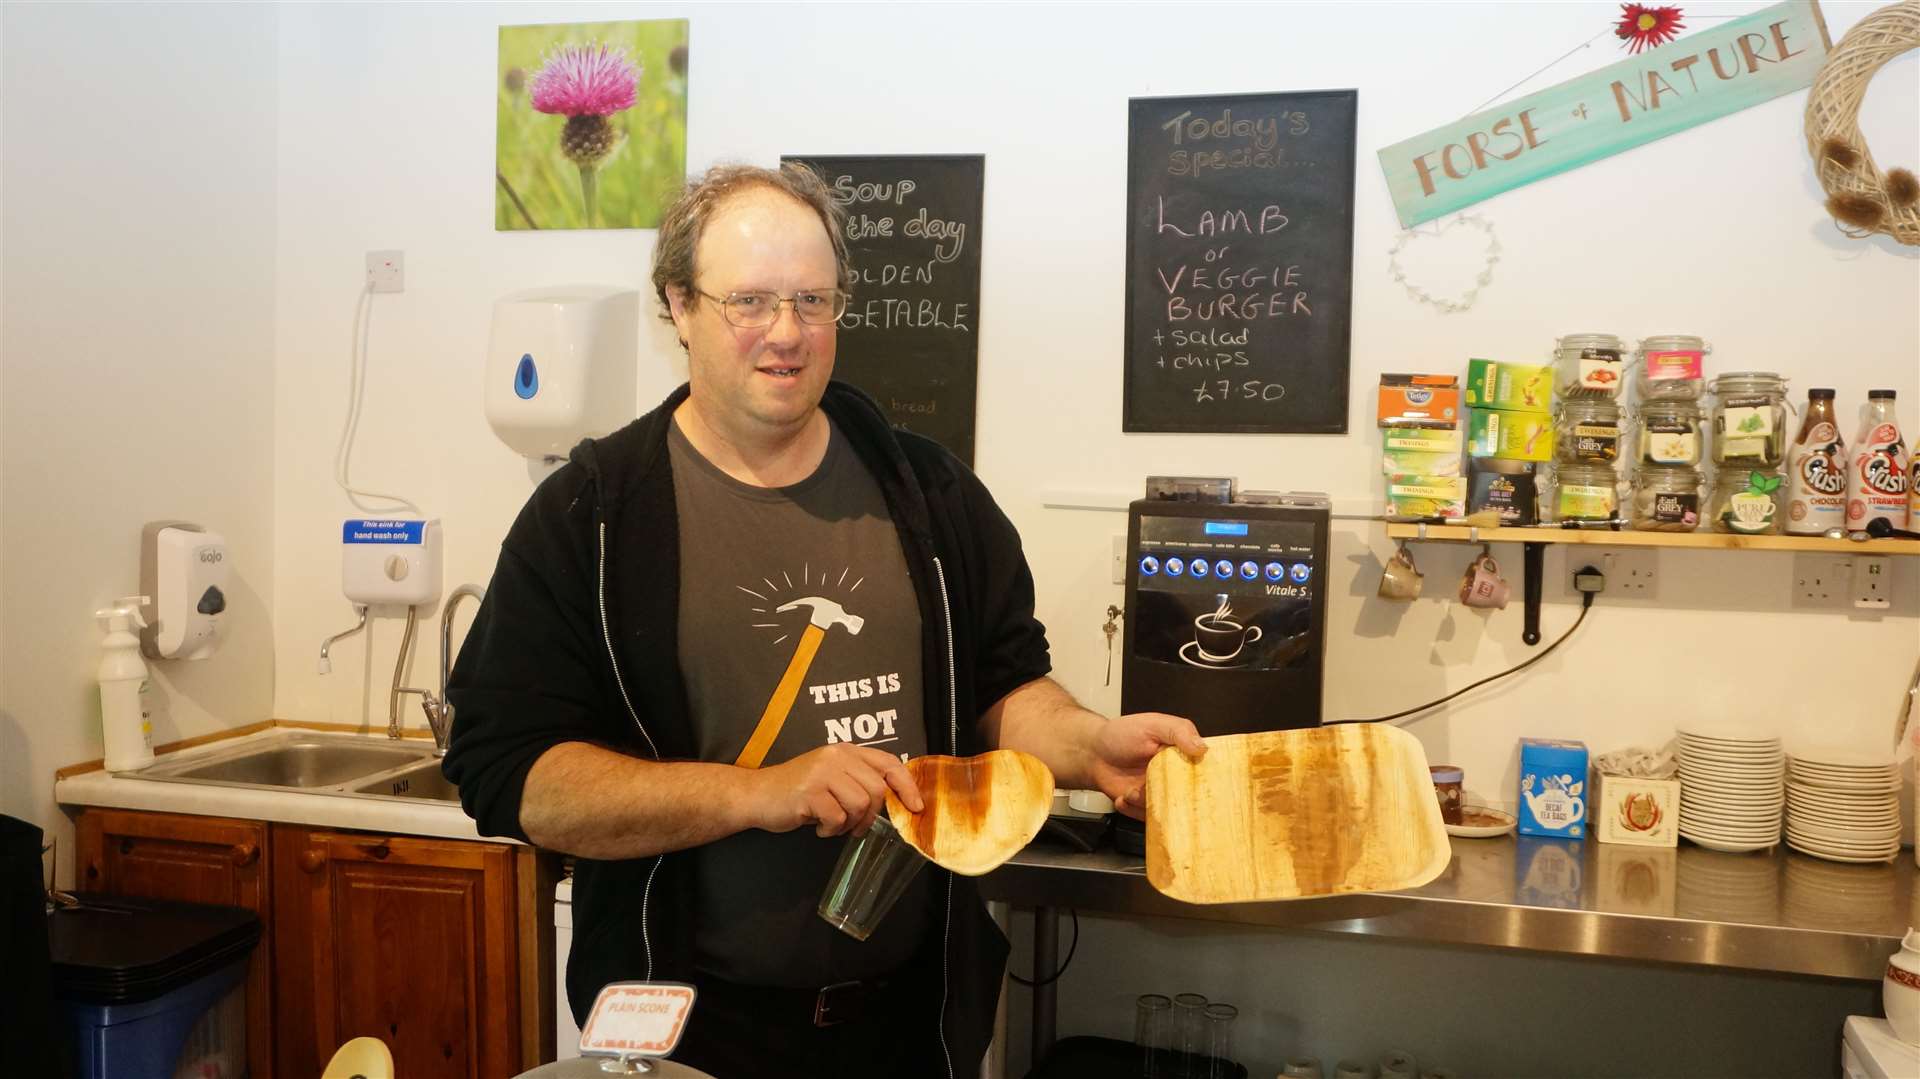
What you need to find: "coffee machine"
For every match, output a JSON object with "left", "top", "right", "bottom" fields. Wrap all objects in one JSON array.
[{"left": 1120, "top": 486, "right": 1329, "bottom": 735}]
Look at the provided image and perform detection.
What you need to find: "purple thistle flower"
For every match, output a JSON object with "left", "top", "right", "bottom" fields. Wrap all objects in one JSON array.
[{"left": 530, "top": 43, "right": 640, "bottom": 117}]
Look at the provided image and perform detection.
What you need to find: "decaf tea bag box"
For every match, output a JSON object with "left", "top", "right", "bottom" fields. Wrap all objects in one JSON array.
[{"left": 1518, "top": 738, "right": 1589, "bottom": 838}]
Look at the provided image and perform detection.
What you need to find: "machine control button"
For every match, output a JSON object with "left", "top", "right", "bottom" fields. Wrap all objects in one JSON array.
[
  {"left": 1189, "top": 559, "right": 1209, "bottom": 578},
  {"left": 1238, "top": 561, "right": 1259, "bottom": 580},
  {"left": 1139, "top": 555, "right": 1160, "bottom": 576},
  {"left": 1264, "top": 562, "right": 1286, "bottom": 581},
  {"left": 1289, "top": 562, "right": 1312, "bottom": 583},
  {"left": 1164, "top": 557, "right": 1186, "bottom": 577},
  {"left": 1212, "top": 559, "right": 1234, "bottom": 579}
]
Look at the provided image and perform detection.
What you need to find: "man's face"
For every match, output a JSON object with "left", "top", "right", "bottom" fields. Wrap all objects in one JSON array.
[{"left": 667, "top": 190, "right": 839, "bottom": 440}]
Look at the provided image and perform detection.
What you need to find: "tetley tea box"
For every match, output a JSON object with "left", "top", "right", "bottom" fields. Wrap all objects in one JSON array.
[{"left": 1518, "top": 738, "right": 1589, "bottom": 838}]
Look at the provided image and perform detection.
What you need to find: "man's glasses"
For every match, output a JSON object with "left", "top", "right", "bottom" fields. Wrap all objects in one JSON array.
[{"left": 695, "top": 288, "right": 849, "bottom": 328}]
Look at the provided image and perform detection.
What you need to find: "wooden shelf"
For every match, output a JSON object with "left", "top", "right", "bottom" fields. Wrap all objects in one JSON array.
[{"left": 1385, "top": 523, "right": 1920, "bottom": 555}]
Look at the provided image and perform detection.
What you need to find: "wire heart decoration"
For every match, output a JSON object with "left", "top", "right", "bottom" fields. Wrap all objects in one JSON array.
[{"left": 1387, "top": 213, "right": 1502, "bottom": 314}]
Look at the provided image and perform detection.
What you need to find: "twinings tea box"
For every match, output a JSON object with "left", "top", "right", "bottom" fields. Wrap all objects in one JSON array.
[
  {"left": 1465, "top": 359, "right": 1553, "bottom": 414},
  {"left": 1386, "top": 475, "right": 1466, "bottom": 519},
  {"left": 1595, "top": 773, "right": 1679, "bottom": 847},
  {"left": 1518, "top": 738, "right": 1588, "bottom": 838},
  {"left": 1382, "top": 427, "right": 1464, "bottom": 476},
  {"left": 1468, "top": 461, "right": 1538, "bottom": 525},
  {"left": 1467, "top": 408, "right": 1554, "bottom": 462}
]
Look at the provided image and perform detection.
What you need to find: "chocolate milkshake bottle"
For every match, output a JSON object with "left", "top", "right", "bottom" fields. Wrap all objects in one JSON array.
[{"left": 1784, "top": 388, "right": 1846, "bottom": 535}]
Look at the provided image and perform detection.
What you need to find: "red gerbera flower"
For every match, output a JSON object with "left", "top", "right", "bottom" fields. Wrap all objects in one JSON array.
[{"left": 1616, "top": 4, "right": 1686, "bottom": 54}]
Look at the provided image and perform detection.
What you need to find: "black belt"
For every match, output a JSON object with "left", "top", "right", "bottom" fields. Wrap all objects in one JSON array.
[{"left": 699, "top": 974, "right": 896, "bottom": 1028}]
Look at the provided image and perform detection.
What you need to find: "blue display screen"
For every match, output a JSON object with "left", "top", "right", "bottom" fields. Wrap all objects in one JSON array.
[{"left": 1202, "top": 521, "right": 1249, "bottom": 536}]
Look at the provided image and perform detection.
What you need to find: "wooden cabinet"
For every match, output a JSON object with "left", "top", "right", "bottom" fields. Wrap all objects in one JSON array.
[
  {"left": 75, "top": 808, "right": 555, "bottom": 1079},
  {"left": 274, "top": 826, "right": 524, "bottom": 1079},
  {"left": 76, "top": 808, "right": 275, "bottom": 1079}
]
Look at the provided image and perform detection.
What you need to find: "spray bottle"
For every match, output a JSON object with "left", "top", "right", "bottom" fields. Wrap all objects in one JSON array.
[{"left": 97, "top": 595, "right": 155, "bottom": 771}]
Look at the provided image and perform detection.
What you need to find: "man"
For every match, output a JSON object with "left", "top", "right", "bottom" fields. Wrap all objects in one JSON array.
[{"left": 443, "top": 162, "right": 1203, "bottom": 1078}]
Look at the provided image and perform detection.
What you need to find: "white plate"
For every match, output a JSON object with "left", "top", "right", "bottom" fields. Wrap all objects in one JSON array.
[
  {"left": 1785, "top": 841, "right": 1900, "bottom": 863},
  {"left": 1682, "top": 832, "right": 1777, "bottom": 853},
  {"left": 1790, "top": 762, "right": 1901, "bottom": 779},
  {"left": 1678, "top": 724, "right": 1781, "bottom": 744},
  {"left": 1790, "top": 748, "right": 1898, "bottom": 769},
  {"left": 1787, "top": 822, "right": 1902, "bottom": 843},
  {"left": 1680, "top": 820, "right": 1783, "bottom": 839},
  {"left": 1444, "top": 806, "right": 1516, "bottom": 838},
  {"left": 1785, "top": 834, "right": 1900, "bottom": 855},
  {"left": 1787, "top": 776, "right": 1902, "bottom": 795},
  {"left": 1680, "top": 748, "right": 1787, "bottom": 763}
]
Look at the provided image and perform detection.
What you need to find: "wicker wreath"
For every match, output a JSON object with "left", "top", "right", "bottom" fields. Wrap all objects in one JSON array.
[{"left": 1804, "top": 0, "right": 1920, "bottom": 245}]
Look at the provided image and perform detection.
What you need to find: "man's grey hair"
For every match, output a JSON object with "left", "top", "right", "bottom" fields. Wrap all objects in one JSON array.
[{"left": 650, "top": 162, "right": 853, "bottom": 335}]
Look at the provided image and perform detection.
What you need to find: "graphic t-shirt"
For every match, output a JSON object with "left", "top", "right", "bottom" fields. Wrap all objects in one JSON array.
[{"left": 668, "top": 416, "right": 929, "bottom": 987}]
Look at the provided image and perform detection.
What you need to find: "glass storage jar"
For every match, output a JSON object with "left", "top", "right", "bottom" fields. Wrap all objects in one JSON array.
[
  {"left": 1635, "top": 400, "right": 1705, "bottom": 467},
  {"left": 1556, "top": 399, "right": 1622, "bottom": 465},
  {"left": 1633, "top": 335, "right": 1709, "bottom": 402},
  {"left": 1553, "top": 462, "right": 1620, "bottom": 522},
  {"left": 1708, "top": 466, "right": 1783, "bottom": 534},
  {"left": 1554, "top": 333, "right": 1626, "bottom": 399},
  {"left": 1710, "top": 372, "right": 1789, "bottom": 467},
  {"left": 1632, "top": 465, "right": 1703, "bottom": 531}
]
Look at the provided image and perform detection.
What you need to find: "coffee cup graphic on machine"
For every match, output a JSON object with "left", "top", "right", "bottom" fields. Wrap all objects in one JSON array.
[{"left": 1187, "top": 599, "right": 1261, "bottom": 666}]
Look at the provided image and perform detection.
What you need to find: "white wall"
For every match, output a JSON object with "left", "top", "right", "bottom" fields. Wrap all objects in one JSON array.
[
  {"left": 0, "top": 2, "right": 279, "bottom": 873},
  {"left": 271, "top": 1, "right": 1918, "bottom": 795}
]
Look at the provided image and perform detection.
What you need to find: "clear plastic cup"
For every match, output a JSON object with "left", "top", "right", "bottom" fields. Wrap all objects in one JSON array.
[{"left": 816, "top": 814, "right": 927, "bottom": 941}]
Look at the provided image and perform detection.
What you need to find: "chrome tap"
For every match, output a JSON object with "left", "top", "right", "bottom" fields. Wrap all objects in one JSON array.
[
  {"left": 417, "top": 584, "right": 486, "bottom": 756},
  {"left": 316, "top": 605, "right": 368, "bottom": 674}
]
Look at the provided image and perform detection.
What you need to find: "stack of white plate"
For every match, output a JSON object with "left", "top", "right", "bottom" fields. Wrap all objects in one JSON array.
[
  {"left": 1785, "top": 749, "right": 1901, "bottom": 863},
  {"left": 1676, "top": 726, "right": 1784, "bottom": 853}
]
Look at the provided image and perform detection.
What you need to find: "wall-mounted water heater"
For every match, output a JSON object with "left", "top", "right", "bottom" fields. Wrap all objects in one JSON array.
[
  {"left": 485, "top": 286, "right": 640, "bottom": 465},
  {"left": 139, "top": 521, "right": 229, "bottom": 661},
  {"left": 342, "top": 518, "right": 443, "bottom": 608}
]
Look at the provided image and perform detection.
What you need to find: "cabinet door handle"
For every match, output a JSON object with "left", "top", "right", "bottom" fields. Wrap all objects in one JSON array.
[
  {"left": 299, "top": 849, "right": 328, "bottom": 874},
  {"left": 363, "top": 841, "right": 391, "bottom": 860},
  {"left": 230, "top": 843, "right": 259, "bottom": 868},
  {"left": 118, "top": 838, "right": 134, "bottom": 855}
]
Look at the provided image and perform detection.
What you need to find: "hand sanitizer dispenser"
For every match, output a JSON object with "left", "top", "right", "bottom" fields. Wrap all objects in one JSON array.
[
  {"left": 485, "top": 286, "right": 640, "bottom": 466},
  {"left": 139, "top": 522, "right": 229, "bottom": 661}
]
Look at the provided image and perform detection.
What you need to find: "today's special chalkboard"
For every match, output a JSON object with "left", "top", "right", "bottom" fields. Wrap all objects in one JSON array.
[
  {"left": 1123, "top": 91, "right": 1357, "bottom": 434},
  {"left": 782, "top": 154, "right": 983, "bottom": 465}
]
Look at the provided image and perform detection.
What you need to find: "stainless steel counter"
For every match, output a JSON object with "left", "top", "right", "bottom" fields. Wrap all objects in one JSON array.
[{"left": 981, "top": 834, "right": 1913, "bottom": 1059}]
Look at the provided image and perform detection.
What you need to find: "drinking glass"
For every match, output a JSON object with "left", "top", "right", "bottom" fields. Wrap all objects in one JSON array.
[
  {"left": 1171, "top": 993, "right": 1208, "bottom": 1077},
  {"left": 1202, "top": 1003, "right": 1237, "bottom": 1077},
  {"left": 816, "top": 814, "right": 926, "bottom": 940},
  {"left": 1282, "top": 1058, "right": 1325, "bottom": 1079},
  {"left": 1134, "top": 993, "right": 1172, "bottom": 1077}
]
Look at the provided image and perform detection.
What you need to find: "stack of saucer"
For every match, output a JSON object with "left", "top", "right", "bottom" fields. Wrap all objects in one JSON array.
[
  {"left": 1676, "top": 726, "right": 1784, "bottom": 853},
  {"left": 1785, "top": 749, "right": 1901, "bottom": 863}
]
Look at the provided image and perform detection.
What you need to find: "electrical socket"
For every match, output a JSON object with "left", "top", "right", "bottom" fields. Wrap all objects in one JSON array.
[
  {"left": 1111, "top": 535, "right": 1127, "bottom": 585},
  {"left": 1853, "top": 554, "right": 1891, "bottom": 609},
  {"left": 1792, "top": 553, "right": 1850, "bottom": 606},
  {"left": 365, "top": 249, "right": 404, "bottom": 293},
  {"left": 1599, "top": 549, "right": 1658, "bottom": 599}
]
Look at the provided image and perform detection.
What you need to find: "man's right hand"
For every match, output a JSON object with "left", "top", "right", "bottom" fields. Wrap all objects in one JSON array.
[{"left": 745, "top": 744, "right": 925, "bottom": 838}]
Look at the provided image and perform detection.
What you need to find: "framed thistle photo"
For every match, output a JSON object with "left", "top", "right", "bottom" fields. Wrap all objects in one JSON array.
[{"left": 496, "top": 20, "right": 689, "bottom": 231}]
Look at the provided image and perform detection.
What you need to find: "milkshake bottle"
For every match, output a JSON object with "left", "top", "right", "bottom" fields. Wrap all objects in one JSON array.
[
  {"left": 1784, "top": 388, "right": 1847, "bottom": 535},
  {"left": 1847, "top": 389, "right": 1910, "bottom": 533}
]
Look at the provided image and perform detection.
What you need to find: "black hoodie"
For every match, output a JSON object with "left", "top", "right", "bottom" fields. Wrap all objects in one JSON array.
[{"left": 443, "top": 381, "right": 1051, "bottom": 1076}]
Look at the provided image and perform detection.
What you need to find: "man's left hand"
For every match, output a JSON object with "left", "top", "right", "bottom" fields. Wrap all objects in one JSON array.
[{"left": 1087, "top": 712, "right": 1206, "bottom": 819}]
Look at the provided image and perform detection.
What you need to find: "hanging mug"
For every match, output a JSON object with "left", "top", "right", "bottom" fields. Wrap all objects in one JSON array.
[
  {"left": 1459, "top": 551, "right": 1511, "bottom": 610},
  {"left": 1377, "top": 542, "right": 1423, "bottom": 601}
]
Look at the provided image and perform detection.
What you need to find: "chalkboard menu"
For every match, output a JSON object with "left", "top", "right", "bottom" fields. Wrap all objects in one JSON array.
[
  {"left": 1123, "top": 91, "right": 1357, "bottom": 434},
  {"left": 782, "top": 154, "right": 984, "bottom": 464}
]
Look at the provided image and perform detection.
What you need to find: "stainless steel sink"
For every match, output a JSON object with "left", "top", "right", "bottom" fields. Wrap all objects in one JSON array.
[
  {"left": 353, "top": 760, "right": 459, "bottom": 803},
  {"left": 130, "top": 733, "right": 437, "bottom": 793}
]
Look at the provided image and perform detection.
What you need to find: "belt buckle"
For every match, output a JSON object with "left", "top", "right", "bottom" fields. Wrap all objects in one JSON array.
[{"left": 813, "top": 979, "right": 864, "bottom": 1028}]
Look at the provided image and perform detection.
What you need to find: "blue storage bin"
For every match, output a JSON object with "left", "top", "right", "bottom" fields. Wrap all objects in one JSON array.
[{"left": 50, "top": 893, "right": 260, "bottom": 1079}]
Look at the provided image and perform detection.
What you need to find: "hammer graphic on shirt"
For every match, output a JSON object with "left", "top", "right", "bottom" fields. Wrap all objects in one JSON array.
[{"left": 733, "top": 596, "right": 865, "bottom": 769}]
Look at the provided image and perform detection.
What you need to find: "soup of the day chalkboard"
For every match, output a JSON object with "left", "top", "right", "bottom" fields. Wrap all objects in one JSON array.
[
  {"left": 1123, "top": 90, "right": 1357, "bottom": 434},
  {"left": 782, "top": 154, "right": 984, "bottom": 465}
]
